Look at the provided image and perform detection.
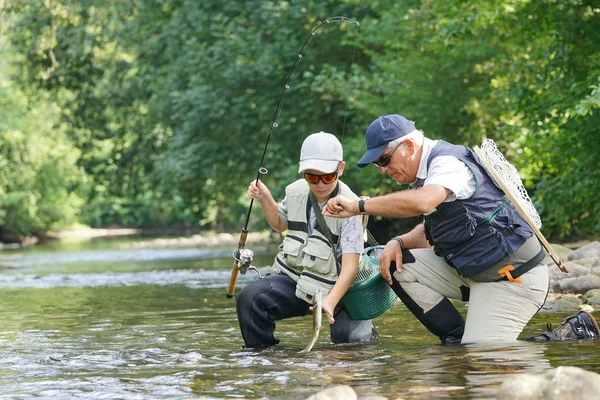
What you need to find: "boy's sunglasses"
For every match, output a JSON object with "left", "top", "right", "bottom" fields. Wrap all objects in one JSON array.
[
  {"left": 304, "top": 170, "right": 339, "bottom": 185},
  {"left": 373, "top": 142, "right": 403, "bottom": 167}
]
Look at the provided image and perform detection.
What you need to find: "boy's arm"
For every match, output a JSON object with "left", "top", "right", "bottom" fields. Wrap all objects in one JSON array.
[
  {"left": 321, "top": 252, "right": 359, "bottom": 324},
  {"left": 248, "top": 179, "right": 287, "bottom": 232}
]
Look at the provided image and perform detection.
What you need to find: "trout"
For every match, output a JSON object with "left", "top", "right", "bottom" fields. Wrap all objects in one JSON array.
[{"left": 299, "top": 290, "right": 322, "bottom": 353}]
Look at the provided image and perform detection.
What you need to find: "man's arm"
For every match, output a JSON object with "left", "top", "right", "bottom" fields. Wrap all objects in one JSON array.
[
  {"left": 395, "top": 222, "right": 432, "bottom": 250},
  {"left": 323, "top": 184, "right": 451, "bottom": 219}
]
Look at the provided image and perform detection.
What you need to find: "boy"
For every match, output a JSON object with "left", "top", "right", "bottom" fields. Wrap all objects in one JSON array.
[{"left": 236, "top": 131, "right": 375, "bottom": 348}]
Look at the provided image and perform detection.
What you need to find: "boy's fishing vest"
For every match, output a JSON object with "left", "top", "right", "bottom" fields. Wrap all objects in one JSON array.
[
  {"left": 271, "top": 179, "right": 359, "bottom": 303},
  {"left": 414, "top": 141, "right": 534, "bottom": 277}
]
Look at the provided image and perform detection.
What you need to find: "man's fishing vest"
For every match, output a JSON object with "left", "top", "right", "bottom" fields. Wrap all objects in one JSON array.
[
  {"left": 271, "top": 179, "right": 359, "bottom": 304},
  {"left": 414, "top": 141, "right": 534, "bottom": 277}
]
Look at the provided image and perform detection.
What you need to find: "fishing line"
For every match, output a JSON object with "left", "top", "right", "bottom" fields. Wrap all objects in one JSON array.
[
  {"left": 341, "top": 29, "right": 359, "bottom": 144},
  {"left": 245, "top": 16, "right": 360, "bottom": 229},
  {"left": 227, "top": 16, "right": 361, "bottom": 298}
]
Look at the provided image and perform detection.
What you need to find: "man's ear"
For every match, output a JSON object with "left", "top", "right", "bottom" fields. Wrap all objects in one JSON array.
[{"left": 401, "top": 139, "right": 416, "bottom": 156}]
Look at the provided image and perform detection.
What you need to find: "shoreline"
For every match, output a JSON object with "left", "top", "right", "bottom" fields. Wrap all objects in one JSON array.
[{"left": 4, "top": 227, "right": 597, "bottom": 252}]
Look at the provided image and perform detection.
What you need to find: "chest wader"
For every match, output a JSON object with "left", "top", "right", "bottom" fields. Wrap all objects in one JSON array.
[{"left": 270, "top": 179, "right": 358, "bottom": 304}]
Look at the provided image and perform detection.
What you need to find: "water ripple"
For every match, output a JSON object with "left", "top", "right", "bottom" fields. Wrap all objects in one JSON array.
[
  {"left": 0, "top": 267, "right": 270, "bottom": 289},
  {"left": 0, "top": 247, "right": 268, "bottom": 268}
]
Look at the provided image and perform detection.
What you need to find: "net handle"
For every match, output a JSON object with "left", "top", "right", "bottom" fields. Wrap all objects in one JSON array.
[{"left": 473, "top": 145, "right": 568, "bottom": 274}]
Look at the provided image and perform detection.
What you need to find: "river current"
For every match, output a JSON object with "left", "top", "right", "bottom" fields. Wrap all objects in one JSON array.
[{"left": 0, "top": 237, "right": 598, "bottom": 399}]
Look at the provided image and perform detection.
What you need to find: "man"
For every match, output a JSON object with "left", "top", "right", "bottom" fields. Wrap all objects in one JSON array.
[
  {"left": 323, "top": 114, "right": 549, "bottom": 343},
  {"left": 236, "top": 131, "right": 375, "bottom": 348}
]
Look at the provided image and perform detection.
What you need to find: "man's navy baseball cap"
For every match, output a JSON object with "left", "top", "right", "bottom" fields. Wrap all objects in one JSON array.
[{"left": 357, "top": 114, "right": 417, "bottom": 168}]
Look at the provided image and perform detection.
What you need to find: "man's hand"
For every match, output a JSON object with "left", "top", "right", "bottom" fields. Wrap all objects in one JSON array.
[
  {"left": 379, "top": 239, "right": 404, "bottom": 285},
  {"left": 322, "top": 195, "right": 358, "bottom": 218},
  {"left": 248, "top": 179, "right": 272, "bottom": 201}
]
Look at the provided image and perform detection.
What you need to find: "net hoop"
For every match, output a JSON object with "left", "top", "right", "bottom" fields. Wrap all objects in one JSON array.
[{"left": 478, "top": 139, "right": 542, "bottom": 229}]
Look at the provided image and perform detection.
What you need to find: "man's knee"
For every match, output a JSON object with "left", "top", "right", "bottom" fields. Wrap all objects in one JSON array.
[{"left": 390, "top": 250, "right": 419, "bottom": 283}]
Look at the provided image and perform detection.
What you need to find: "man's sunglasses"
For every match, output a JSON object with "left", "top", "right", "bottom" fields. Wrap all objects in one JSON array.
[
  {"left": 304, "top": 170, "right": 339, "bottom": 185},
  {"left": 373, "top": 142, "right": 403, "bottom": 167}
]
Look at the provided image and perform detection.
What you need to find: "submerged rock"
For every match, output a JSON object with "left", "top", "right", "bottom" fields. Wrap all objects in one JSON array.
[
  {"left": 496, "top": 366, "right": 600, "bottom": 400},
  {"left": 306, "top": 385, "right": 358, "bottom": 400}
]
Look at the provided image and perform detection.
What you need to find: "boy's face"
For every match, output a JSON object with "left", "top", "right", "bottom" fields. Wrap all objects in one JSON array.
[{"left": 303, "top": 162, "right": 345, "bottom": 201}]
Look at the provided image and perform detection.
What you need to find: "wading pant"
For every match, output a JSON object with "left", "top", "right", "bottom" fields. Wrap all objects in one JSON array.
[
  {"left": 236, "top": 274, "right": 375, "bottom": 348},
  {"left": 390, "top": 236, "right": 549, "bottom": 344}
]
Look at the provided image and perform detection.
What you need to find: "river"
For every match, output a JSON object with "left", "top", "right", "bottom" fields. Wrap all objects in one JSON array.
[{"left": 0, "top": 237, "right": 598, "bottom": 399}]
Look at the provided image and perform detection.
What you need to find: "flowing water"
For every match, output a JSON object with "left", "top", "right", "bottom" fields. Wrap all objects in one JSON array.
[{"left": 0, "top": 237, "right": 599, "bottom": 399}]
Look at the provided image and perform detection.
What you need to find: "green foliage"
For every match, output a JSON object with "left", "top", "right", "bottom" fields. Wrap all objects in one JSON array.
[
  {"left": 2, "top": 0, "right": 599, "bottom": 240},
  {"left": 0, "top": 49, "right": 84, "bottom": 240},
  {"left": 126, "top": 1, "right": 372, "bottom": 229},
  {"left": 342, "top": 0, "right": 600, "bottom": 238}
]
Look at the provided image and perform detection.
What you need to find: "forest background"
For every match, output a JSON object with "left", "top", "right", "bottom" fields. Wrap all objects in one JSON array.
[{"left": 0, "top": 0, "right": 599, "bottom": 244}]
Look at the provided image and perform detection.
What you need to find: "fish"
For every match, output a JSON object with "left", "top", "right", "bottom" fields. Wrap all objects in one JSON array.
[{"left": 298, "top": 290, "right": 322, "bottom": 353}]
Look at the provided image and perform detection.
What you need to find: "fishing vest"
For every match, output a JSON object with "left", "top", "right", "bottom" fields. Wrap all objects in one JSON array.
[
  {"left": 414, "top": 141, "right": 534, "bottom": 277},
  {"left": 271, "top": 179, "right": 359, "bottom": 304}
]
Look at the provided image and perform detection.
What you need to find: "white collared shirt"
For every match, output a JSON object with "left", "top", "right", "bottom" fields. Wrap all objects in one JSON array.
[{"left": 410, "top": 138, "right": 476, "bottom": 202}]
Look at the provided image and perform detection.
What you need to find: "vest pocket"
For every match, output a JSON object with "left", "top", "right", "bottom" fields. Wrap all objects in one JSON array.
[
  {"left": 296, "top": 271, "right": 336, "bottom": 303},
  {"left": 300, "top": 235, "right": 336, "bottom": 275},
  {"left": 426, "top": 205, "right": 476, "bottom": 249},
  {"left": 444, "top": 225, "right": 509, "bottom": 277},
  {"left": 281, "top": 233, "right": 306, "bottom": 266}
]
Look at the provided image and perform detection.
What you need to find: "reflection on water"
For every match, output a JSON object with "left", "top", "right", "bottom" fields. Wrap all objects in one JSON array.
[{"left": 0, "top": 239, "right": 598, "bottom": 398}]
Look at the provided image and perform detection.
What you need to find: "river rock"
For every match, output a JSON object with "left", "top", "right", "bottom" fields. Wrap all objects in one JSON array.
[
  {"left": 553, "top": 274, "right": 600, "bottom": 294},
  {"left": 540, "top": 293, "right": 582, "bottom": 312},
  {"left": 549, "top": 261, "right": 590, "bottom": 281},
  {"left": 571, "top": 257, "right": 600, "bottom": 267},
  {"left": 306, "top": 385, "right": 358, "bottom": 400},
  {"left": 496, "top": 366, "right": 600, "bottom": 400},
  {"left": 590, "top": 260, "right": 600, "bottom": 273},
  {"left": 545, "top": 243, "right": 575, "bottom": 265},
  {"left": 568, "top": 241, "right": 600, "bottom": 262},
  {"left": 584, "top": 289, "right": 600, "bottom": 306},
  {"left": 578, "top": 304, "right": 595, "bottom": 313}
]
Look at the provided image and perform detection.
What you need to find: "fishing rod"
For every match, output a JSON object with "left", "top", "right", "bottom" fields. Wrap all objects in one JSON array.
[{"left": 226, "top": 16, "right": 360, "bottom": 298}]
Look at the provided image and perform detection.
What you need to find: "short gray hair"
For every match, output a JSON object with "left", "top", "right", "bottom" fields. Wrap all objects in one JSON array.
[{"left": 388, "top": 130, "right": 424, "bottom": 147}]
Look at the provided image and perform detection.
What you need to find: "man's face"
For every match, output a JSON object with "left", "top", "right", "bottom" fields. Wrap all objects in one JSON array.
[{"left": 374, "top": 141, "right": 418, "bottom": 184}]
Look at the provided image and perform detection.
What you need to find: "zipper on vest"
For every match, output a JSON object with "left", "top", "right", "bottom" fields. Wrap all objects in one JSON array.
[
  {"left": 286, "top": 234, "right": 305, "bottom": 244},
  {"left": 301, "top": 271, "right": 337, "bottom": 285},
  {"left": 309, "top": 235, "right": 332, "bottom": 248},
  {"left": 479, "top": 198, "right": 510, "bottom": 225},
  {"left": 276, "top": 256, "right": 300, "bottom": 276}
]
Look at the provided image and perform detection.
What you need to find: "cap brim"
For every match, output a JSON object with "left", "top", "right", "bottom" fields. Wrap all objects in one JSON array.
[
  {"left": 357, "top": 144, "right": 388, "bottom": 168},
  {"left": 298, "top": 159, "right": 339, "bottom": 174}
]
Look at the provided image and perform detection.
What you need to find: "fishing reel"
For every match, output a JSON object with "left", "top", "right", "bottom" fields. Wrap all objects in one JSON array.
[{"left": 232, "top": 248, "right": 261, "bottom": 278}]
